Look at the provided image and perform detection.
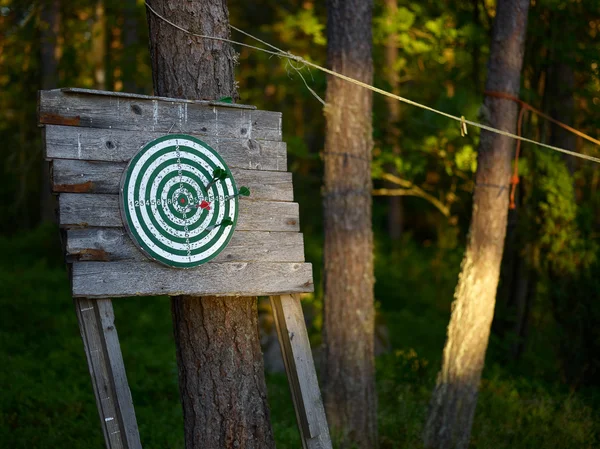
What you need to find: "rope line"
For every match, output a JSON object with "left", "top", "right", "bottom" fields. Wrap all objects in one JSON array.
[
  {"left": 485, "top": 91, "right": 600, "bottom": 147},
  {"left": 144, "top": 2, "right": 600, "bottom": 165}
]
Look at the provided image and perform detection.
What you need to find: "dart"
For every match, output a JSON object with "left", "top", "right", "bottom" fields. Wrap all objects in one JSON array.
[
  {"left": 205, "top": 168, "right": 228, "bottom": 191},
  {"left": 224, "top": 186, "right": 251, "bottom": 201},
  {"left": 205, "top": 217, "right": 233, "bottom": 231},
  {"left": 193, "top": 200, "right": 211, "bottom": 211}
]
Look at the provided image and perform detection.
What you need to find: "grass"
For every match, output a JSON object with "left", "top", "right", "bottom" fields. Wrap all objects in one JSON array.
[{"left": 1, "top": 225, "right": 598, "bottom": 448}]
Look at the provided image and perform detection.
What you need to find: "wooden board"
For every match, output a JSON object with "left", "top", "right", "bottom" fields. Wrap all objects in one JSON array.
[
  {"left": 39, "top": 88, "right": 314, "bottom": 298},
  {"left": 66, "top": 228, "right": 305, "bottom": 263},
  {"left": 58, "top": 193, "right": 300, "bottom": 231},
  {"left": 71, "top": 261, "right": 313, "bottom": 298},
  {"left": 75, "top": 298, "right": 142, "bottom": 449},
  {"left": 39, "top": 90, "right": 282, "bottom": 141},
  {"left": 44, "top": 125, "right": 287, "bottom": 171},
  {"left": 52, "top": 159, "right": 293, "bottom": 200},
  {"left": 60, "top": 87, "right": 257, "bottom": 110},
  {"left": 270, "top": 295, "right": 332, "bottom": 449}
]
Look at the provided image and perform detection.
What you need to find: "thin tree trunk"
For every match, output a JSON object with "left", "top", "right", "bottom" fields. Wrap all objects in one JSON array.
[
  {"left": 40, "top": 0, "right": 61, "bottom": 222},
  {"left": 384, "top": 0, "right": 403, "bottom": 240},
  {"left": 509, "top": 256, "right": 531, "bottom": 360},
  {"left": 547, "top": 62, "right": 576, "bottom": 172},
  {"left": 92, "top": 0, "right": 106, "bottom": 90},
  {"left": 122, "top": 0, "right": 138, "bottom": 92},
  {"left": 471, "top": 0, "right": 481, "bottom": 89},
  {"left": 492, "top": 208, "right": 518, "bottom": 339},
  {"left": 40, "top": 0, "right": 60, "bottom": 89},
  {"left": 423, "top": 1, "right": 530, "bottom": 448},
  {"left": 146, "top": 2, "right": 275, "bottom": 448},
  {"left": 322, "top": 0, "right": 377, "bottom": 448}
]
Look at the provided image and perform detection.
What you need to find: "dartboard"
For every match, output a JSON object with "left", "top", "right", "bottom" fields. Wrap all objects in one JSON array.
[{"left": 119, "top": 134, "right": 249, "bottom": 268}]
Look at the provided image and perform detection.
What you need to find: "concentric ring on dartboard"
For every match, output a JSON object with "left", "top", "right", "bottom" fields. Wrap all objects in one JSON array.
[{"left": 119, "top": 134, "right": 238, "bottom": 268}]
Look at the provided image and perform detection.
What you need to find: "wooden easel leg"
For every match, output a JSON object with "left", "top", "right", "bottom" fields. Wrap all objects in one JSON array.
[
  {"left": 75, "top": 297, "right": 142, "bottom": 449},
  {"left": 269, "top": 294, "right": 332, "bottom": 449}
]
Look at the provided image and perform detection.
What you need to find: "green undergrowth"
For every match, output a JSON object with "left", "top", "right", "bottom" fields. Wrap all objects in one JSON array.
[{"left": 1, "top": 226, "right": 598, "bottom": 448}]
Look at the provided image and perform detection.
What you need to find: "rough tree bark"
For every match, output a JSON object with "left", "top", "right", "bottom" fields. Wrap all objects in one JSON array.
[
  {"left": 322, "top": 0, "right": 377, "bottom": 448},
  {"left": 423, "top": 1, "right": 530, "bottom": 448},
  {"left": 146, "top": 2, "right": 275, "bottom": 448}
]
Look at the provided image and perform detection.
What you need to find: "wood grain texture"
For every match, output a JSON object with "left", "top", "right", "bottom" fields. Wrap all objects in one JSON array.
[
  {"left": 66, "top": 228, "right": 305, "bottom": 263},
  {"left": 60, "top": 87, "right": 257, "bottom": 109},
  {"left": 270, "top": 295, "right": 332, "bottom": 449},
  {"left": 52, "top": 159, "right": 293, "bottom": 201},
  {"left": 71, "top": 261, "right": 313, "bottom": 297},
  {"left": 58, "top": 193, "right": 300, "bottom": 231},
  {"left": 75, "top": 297, "right": 142, "bottom": 449},
  {"left": 44, "top": 125, "right": 287, "bottom": 171},
  {"left": 39, "top": 90, "right": 282, "bottom": 141}
]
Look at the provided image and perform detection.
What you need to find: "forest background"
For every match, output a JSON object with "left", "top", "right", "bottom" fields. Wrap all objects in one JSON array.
[{"left": 1, "top": 0, "right": 600, "bottom": 447}]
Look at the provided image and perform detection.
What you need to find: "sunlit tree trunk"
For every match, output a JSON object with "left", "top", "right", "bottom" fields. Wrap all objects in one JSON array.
[
  {"left": 40, "top": 0, "right": 61, "bottom": 222},
  {"left": 424, "top": 0, "right": 530, "bottom": 448},
  {"left": 322, "top": 0, "right": 377, "bottom": 448},
  {"left": 384, "top": 0, "right": 403, "bottom": 240},
  {"left": 146, "top": 2, "right": 275, "bottom": 448},
  {"left": 92, "top": 0, "right": 106, "bottom": 90}
]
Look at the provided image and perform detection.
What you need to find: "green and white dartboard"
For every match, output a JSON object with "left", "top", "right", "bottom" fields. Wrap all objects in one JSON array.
[{"left": 120, "top": 134, "right": 249, "bottom": 268}]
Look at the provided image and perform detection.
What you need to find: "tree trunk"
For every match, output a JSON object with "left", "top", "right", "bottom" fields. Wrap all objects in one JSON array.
[
  {"left": 146, "top": 1, "right": 238, "bottom": 101},
  {"left": 384, "top": 0, "right": 403, "bottom": 240},
  {"left": 122, "top": 0, "right": 138, "bottom": 92},
  {"left": 471, "top": 0, "right": 481, "bottom": 90},
  {"left": 40, "top": 0, "right": 60, "bottom": 90},
  {"left": 146, "top": 2, "right": 275, "bottom": 448},
  {"left": 509, "top": 257, "right": 532, "bottom": 360},
  {"left": 92, "top": 0, "right": 106, "bottom": 90},
  {"left": 547, "top": 62, "right": 576, "bottom": 172},
  {"left": 322, "top": 1, "right": 377, "bottom": 448},
  {"left": 423, "top": 1, "right": 530, "bottom": 448},
  {"left": 40, "top": 0, "right": 61, "bottom": 223},
  {"left": 171, "top": 297, "right": 275, "bottom": 448}
]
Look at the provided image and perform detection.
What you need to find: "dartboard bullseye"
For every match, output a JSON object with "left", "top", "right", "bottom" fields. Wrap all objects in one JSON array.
[{"left": 119, "top": 134, "right": 249, "bottom": 268}]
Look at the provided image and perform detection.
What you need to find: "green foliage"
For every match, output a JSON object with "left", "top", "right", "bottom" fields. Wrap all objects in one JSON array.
[
  {"left": 2, "top": 227, "right": 598, "bottom": 449},
  {"left": 1, "top": 0, "right": 600, "bottom": 446},
  {"left": 523, "top": 151, "right": 597, "bottom": 275}
]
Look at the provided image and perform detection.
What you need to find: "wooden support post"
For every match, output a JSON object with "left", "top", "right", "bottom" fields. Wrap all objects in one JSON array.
[
  {"left": 270, "top": 294, "right": 333, "bottom": 449},
  {"left": 75, "top": 297, "right": 142, "bottom": 449}
]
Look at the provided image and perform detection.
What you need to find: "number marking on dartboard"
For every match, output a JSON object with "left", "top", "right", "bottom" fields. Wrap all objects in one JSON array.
[{"left": 119, "top": 134, "right": 240, "bottom": 268}]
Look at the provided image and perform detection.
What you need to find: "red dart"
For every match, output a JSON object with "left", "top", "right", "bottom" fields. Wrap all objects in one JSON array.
[{"left": 199, "top": 200, "right": 211, "bottom": 211}]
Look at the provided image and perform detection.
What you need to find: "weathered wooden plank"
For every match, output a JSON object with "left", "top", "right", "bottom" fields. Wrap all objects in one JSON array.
[
  {"left": 60, "top": 87, "right": 257, "bottom": 110},
  {"left": 66, "top": 228, "right": 305, "bottom": 263},
  {"left": 39, "top": 90, "right": 282, "bottom": 140},
  {"left": 52, "top": 159, "right": 294, "bottom": 201},
  {"left": 270, "top": 295, "right": 332, "bottom": 449},
  {"left": 75, "top": 297, "right": 142, "bottom": 449},
  {"left": 94, "top": 300, "right": 143, "bottom": 449},
  {"left": 44, "top": 125, "right": 287, "bottom": 171},
  {"left": 58, "top": 194, "right": 300, "bottom": 231},
  {"left": 71, "top": 262, "right": 314, "bottom": 298}
]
